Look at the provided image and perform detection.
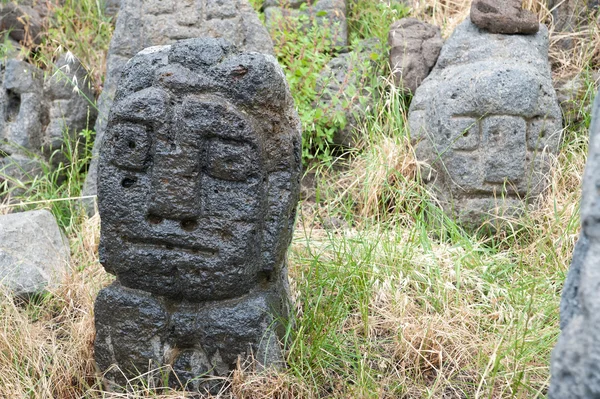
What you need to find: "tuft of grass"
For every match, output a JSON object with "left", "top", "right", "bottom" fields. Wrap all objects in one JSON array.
[{"left": 0, "top": 215, "right": 104, "bottom": 398}]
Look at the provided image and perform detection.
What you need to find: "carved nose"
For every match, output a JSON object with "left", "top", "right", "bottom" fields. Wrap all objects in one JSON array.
[
  {"left": 482, "top": 116, "right": 527, "bottom": 184},
  {"left": 148, "top": 146, "right": 202, "bottom": 221}
]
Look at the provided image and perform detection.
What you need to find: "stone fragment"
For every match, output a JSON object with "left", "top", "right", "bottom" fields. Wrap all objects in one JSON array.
[
  {"left": 0, "top": 209, "right": 70, "bottom": 297},
  {"left": 0, "top": 54, "right": 97, "bottom": 191},
  {"left": 94, "top": 38, "right": 301, "bottom": 389},
  {"left": 553, "top": 73, "right": 588, "bottom": 124},
  {"left": 104, "top": 0, "right": 120, "bottom": 18},
  {"left": 388, "top": 18, "right": 443, "bottom": 94},
  {"left": 470, "top": 0, "right": 539, "bottom": 34},
  {"left": 549, "top": 0, "right": 599, "bottom": 32},
  {"left": 549, "top": 90, "right": 600, "bottom": 398},
  {"left": 82, "top": 0, "right": 275, "bottom": 211},
  {"left": 548, "top": 0, "right": 599, "bottom": 49},
  {"left": 315, "top": 38, "right": 380, "bottom": 147},
  {"left": 408, "top": 19, "right": 562, "bottom": 229},
  {"left": 0, "top": 2, "right": 44, "bottom": 45},
  {"left": 264, "top": 0, "right": 348, "bottom": 51}
]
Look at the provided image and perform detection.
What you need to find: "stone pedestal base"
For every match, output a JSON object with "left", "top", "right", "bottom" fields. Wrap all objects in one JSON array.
[{"left": 94, "top": 283, "right": 288, "bottom": 391}]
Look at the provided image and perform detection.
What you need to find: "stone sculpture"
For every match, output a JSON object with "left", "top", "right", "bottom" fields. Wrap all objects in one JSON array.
[
  {"left": 549, "top": 90, "right": 600, "bottom": 398},
  {"left": 82, "top": 0, "right": 275, "bottom": 211},
  {"left": 470, "top": 0, "right": 539, "bottom": 34},
  {"left": 264, "top": 0, "right": 348, "bottom": 51},
  {"left": 0, "top": 54, "right": 96, "bottom": 191},
  {"left": 94, "top": 38, "right": 301, "bottom": 391},
  {"left": 408, "top": 19, "right": 562, "bottom": 228},
  {"left": 0, "top": 209, "right": 70, "bottom": 297},
  {"left": 388, "top": 18, "right": 443, "bottom": 94}
]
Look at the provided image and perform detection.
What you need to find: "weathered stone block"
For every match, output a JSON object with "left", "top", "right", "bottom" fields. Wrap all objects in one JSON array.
[
  {"left": 82, "top": 0, "right": 274, "bottom": 210},
  {"left": 94, "top": 38, "right": 301, "bottom": 389},
  {"left": 408, "top": 19, "right": 562, "bottom": 229},
  {"left": 0, "top": 209, "right": 70, "bottom": 297},
  {"left": 388, "top": 18, "right": 443, "bottom": 94}
]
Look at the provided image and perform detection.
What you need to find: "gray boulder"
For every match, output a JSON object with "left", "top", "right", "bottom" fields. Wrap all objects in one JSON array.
[
  {"left": 549, "top": 89, "right": 600, "bottom": 398},
  {"left": 94, "top": 38, "right": 301, "bottom": 389},
  {"left": 264, "top": 0, "right": 348, "bottom": 51},
  {"left": 388, "top": 18, "right": 443, "bottom": 94},
  {"left": 408, "top": 19, "right": 562, "bottom": 229},
  {"left": 470, "top": 0, "right": 539, "bottom": 35},
  {"left": 0, "top": 209, "right": 70, "bottom": 297},
  {"left": 82, "top": 0, "right": 274, "bottom": 212},
  {"left": 315, "top": 38, "right": 380, "bottom": 147}
]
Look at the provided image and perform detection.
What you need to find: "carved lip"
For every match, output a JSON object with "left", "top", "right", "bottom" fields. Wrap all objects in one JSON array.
[{"left": 123, "top": 236, "right": 218, "bottom": 257}]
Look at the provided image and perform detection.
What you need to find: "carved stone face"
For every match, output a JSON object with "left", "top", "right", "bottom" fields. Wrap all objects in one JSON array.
[
  {"left": 409, "top": 20, "right": 562, "bottom": 227},
  {"left": 101, "top": 89, "right": 265, "bottom": 299},
  {"left": 98, "top": 39, "right": 301, "bottom": 301},
  {"left": 428, "top": 65, "right": 561, "bottom": 199}
]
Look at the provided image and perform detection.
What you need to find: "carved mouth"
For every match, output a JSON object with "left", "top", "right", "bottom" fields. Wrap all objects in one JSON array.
[{"left": 123, "top": 236, "right": 218, "bottom": 257}]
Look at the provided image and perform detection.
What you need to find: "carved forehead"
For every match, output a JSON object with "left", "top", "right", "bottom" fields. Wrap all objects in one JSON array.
[
  {"left": 434, "top": 63, "right": 549, "bottom": 118},
  {"left": 110, "top": 89, "right": 261, "bottom": 150},
  {"left": 116, "top": 38, "right": 289, "bottom": 113},
  {"left": 109, "top": 37, "right": 301, "bottom": 175},
  {"left": 174, "top": 95, "right": 260, "bottom": 145}
]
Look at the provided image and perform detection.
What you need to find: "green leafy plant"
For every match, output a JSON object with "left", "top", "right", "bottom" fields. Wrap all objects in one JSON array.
[{"left": 268, "top": 9, "right": 340, "bottom": 162}]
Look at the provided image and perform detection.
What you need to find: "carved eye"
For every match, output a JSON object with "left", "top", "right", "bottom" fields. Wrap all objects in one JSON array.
[
  {"left": 446, "top": 116, "right": 480, "bottom": 150},
  {"left": 206, "top": 140, "right": 258, "bottom": 182},
  {"left": 110, "top": 123, "right": 152, "bottom": 171}
]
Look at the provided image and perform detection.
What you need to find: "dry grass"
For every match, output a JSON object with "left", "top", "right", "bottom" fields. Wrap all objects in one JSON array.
[{"left": 0, "top": 215, "right": 105, "bottom": 398}]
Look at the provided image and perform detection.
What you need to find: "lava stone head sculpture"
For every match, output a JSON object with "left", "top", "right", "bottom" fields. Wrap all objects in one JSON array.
[
  {"left": 409, "top": 19, "right": 562, "bottom": 229},
  {"left": 97, "top": 38, "right": 302, "bottom": 301}
]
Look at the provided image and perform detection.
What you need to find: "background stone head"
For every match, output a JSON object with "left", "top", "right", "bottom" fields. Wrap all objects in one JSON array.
[
  {"left": 98, "top": 38, "right": 302, "bottom": 302},
  {"left": 409, "top": 19, "right": 562, "bottom": 228}
]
